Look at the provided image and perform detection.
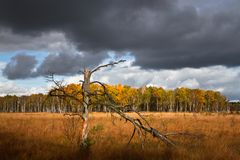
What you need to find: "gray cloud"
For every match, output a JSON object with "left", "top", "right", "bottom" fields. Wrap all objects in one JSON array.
[
  {"left": 37, "top": 52, "right": 107, "bottom": 76},
  {"left": 37, "top": 53, "right": 83, "bottom": 76},
  {"left": 0, "top": 0, "right": 240, "bottom": 69},
  {"left": 3, "top": 54, "right": 37, "bottom": 79},
  {"left": 3, "top": 52, "right": 108, "bottom": 79}
]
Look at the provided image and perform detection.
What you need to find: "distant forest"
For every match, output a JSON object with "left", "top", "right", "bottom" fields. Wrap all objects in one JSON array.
[{"left": 0, "top": 84, "right": 228, "bottom": 113}]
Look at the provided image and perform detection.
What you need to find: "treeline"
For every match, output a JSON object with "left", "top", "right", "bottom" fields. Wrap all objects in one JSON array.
[{"left": 0, "top": 84, "right": 228, "bottom": 113}]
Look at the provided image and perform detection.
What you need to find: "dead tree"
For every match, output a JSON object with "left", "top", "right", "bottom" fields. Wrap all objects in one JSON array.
[{"left": 48, "top": 60, "right": 194, "bottom": 149}]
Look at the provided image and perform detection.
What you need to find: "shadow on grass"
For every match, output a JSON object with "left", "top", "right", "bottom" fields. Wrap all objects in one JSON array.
[
  {"left": 0, "top": 130, "right": 178, "bottom": 160},
  {"left": 0, "top": 131, "right": 85, "bottom": 160}
]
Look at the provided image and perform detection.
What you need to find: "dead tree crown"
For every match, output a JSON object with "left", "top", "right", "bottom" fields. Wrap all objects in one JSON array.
[{"left": 47, "top": 60, "right": 196, "bottom": 148}]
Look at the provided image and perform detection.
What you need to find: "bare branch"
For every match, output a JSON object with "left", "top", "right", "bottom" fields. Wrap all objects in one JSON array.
[
  {"left": 123, "top": 106, "right": 151, "bottom": 128},
  {"left": 46, "top": 73, "right": 65, "bottom": 88},
  {"left": 89, "top": 79, "right": 176, "bottom": 147},
  {"left": 91, "top": 60, "right": 126, "bottom": 74},
  {"left": 136, "top": 128, "right": 145, "bottom": 149},
  {"left": 78, "top": 70, "right": 84, "bottom": 75},
  {"left": 79, "top": 80, "right": 84, "bottom": 84},
  {"left": 128, "top": 127, "right": 136, "bottom": 145},
  {"left": 164, "top": 132, "right": 204, "bottom": 139},
  {"left": 49, "top": 88, "right": 82, "bottom": 103},
  {"left": 105, "top": 102, "right": 176, "bottom": 147}
]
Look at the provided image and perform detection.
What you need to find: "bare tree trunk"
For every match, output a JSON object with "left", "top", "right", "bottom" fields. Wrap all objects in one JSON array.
[
  {"left": 146, "top": 102, "right": 149, "bottom": 112},
  {"left": 81, "top": 68, "right": 91, "bottom": 148}
]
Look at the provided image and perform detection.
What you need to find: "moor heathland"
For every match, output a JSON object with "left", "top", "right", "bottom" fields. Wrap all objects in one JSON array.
[{"left": 0, "top": 112, "right": 239, "bottom": 160}]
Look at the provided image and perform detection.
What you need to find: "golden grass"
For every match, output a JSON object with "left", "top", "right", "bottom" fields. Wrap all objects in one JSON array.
[{"left": 0, "top": 112, "right": 239, "bottom": 160}]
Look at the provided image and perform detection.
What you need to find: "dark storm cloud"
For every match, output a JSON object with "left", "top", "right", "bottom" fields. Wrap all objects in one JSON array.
[
  {"left": 3, "top": 54, "right": 37, "bottom": 79},
  {"left": 0, "top": 0, "right": 240, "bottom": 69}
]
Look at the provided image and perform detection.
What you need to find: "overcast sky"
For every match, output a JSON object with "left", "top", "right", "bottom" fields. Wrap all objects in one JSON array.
[{"left": 0, "top": 0, "right": 240, "bottom": 100}]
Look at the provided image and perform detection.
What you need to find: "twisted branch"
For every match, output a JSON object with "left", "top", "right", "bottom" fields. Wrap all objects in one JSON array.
[{"left": 91, "top": 60, "right": 126, "bottom": 74}]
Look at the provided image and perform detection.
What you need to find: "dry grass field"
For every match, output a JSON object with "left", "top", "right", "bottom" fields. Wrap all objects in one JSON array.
[{"left": 0, "top": 112, "right": 239, "bottom": 160}]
